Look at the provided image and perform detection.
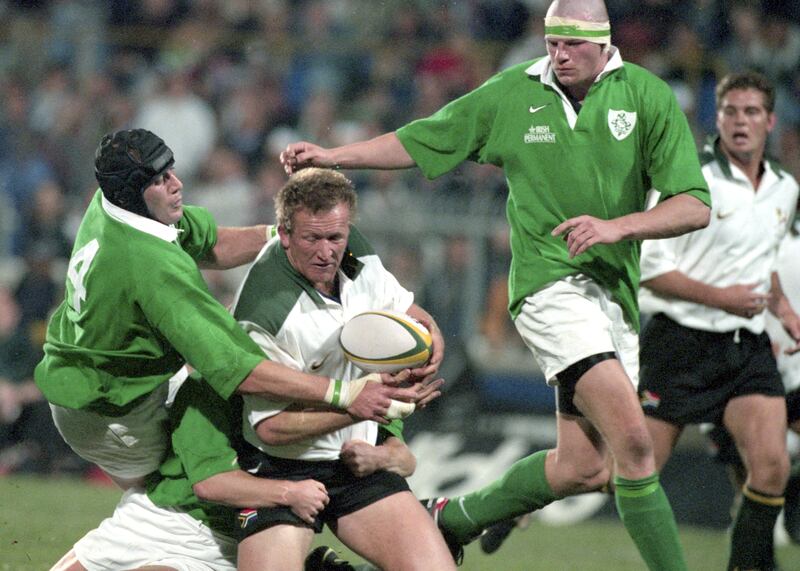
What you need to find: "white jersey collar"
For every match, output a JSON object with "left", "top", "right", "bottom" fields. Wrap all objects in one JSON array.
[
  {"left": 704, "top": 136, "right": 784, "bottom": 191},
  {"left": 101, "top": 193, "right": 180, "bottom": 242},
  {"left": 525, "top": 45, "right": 623, "bottom": 86}
]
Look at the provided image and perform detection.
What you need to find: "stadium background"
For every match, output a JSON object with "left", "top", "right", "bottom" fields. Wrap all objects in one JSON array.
[{"left": 1, "top": 0, "right": 800, "bottom": 565}]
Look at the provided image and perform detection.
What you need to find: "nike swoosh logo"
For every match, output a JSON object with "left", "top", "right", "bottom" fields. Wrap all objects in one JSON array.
[
  {"left": 310, "top": 356, "right": 328, "bottom": 371},
  {"left": 529, "top": 104, "right": 549, "bottom": 114},
  {"left": 716, "top": 210, "right": 734, "bottom": 220}
]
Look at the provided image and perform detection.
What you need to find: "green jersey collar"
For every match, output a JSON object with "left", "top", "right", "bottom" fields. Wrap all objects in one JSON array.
[
  {"left": 101, "top": 192, "right": 181, "bottom": 242},
  {"left": 525, "top": 45, "right": 623, "bottom": 86}
]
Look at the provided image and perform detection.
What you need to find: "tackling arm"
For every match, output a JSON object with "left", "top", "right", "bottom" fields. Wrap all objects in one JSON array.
[
  {"left": 192, "top": 470, "right": 328, "bottom": 523},
  {"left": 199, "top": 225, "right": 270, "bottom": 270},
  {"left": 237, "top": 361, "right": 420, "bottom": 423}
]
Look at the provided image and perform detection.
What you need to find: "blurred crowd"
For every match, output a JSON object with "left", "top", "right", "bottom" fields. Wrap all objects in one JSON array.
[{"left": 1, "top": 0, "right": 800, "bottom": 475}]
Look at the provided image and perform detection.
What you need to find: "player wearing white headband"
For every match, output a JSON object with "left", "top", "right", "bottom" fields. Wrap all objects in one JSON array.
[
  {"left": 279, "top": 0, "right": 710, "bottom": 568},
  {"left": 543, "top": 16, "right": 611, "bottom": 46}
]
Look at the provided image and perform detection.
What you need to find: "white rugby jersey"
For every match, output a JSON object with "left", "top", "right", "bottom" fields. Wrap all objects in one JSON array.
[
  {"left": 639, "top": 138, "right": 798, "bottom": 334},
  {"left": 232, "top": 226, "right": 413, "bottom": 460}
]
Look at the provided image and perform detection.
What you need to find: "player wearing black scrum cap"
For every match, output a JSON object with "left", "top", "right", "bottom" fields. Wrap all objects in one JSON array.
[{"left": 35, "top": 129, "right": 426, "bottom": 490}]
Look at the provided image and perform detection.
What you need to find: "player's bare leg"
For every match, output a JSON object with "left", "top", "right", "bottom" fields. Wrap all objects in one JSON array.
[
  {"left": 572, "top": 359, "right": 654, "bottom": 479},
  {"left": 237, "top": 524, "right": 314, "bottom": 571},
  {"left": 571, "top": 359, "right": 687, "bottom": 571},
  {"left": 335, "top": 491, "right": 456, "bottom": 571},
  {"left": 643, "top": 417, "right": 684, "bottom": 472},
  {"left": 724, "top": 394, "right": 789, "bottom": 571}
]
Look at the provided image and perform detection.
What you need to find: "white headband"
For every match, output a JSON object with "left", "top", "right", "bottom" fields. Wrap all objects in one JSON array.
[{"left": 544, "top": 16, "right": 611, "bottom": 45}]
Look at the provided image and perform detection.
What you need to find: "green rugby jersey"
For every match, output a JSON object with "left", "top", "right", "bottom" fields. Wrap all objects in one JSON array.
[
  {"left": 146, "top": 377, "right": 240, "bottom": 535},
  {"left": 35, "top": 191, "right": 264, "bottom": 413},
  {"left": 397, "top": 52, "right": 711, "bottom": 329}
]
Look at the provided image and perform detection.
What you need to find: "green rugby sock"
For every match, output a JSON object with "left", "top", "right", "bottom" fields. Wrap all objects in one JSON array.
[
  {"left": 727, "top": 486, "right": 783, "bottom": 571},
  {"left": 615, "top": 473, "right": 687, "bottom": 571},
  {"left": 440, "top": 450, "right": 558, "bottom": 543}
]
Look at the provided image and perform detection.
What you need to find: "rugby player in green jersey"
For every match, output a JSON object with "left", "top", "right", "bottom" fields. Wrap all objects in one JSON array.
[
  {"left": 35, "top": 129, "right": 434, "bottom": 491},
  {"left": 279, "top": 1, "right": 711, "bottom": 569},
  {"left": 49, "top": 374, "right": 416, "bottom": 571},
  {"left": 49, "top": 377, "right": 329, "bottom": 571}
]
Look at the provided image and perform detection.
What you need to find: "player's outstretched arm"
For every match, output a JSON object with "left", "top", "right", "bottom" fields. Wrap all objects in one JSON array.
[
  {"left": 193, "top": 471, "right": 329, "bottom": 524},
  {"left": 237, "top": 361, "right": 422, "bottom": 423},
  {"left": 280, "top": 132, "right": 416, "bottom": 174},
  {"left": 199, "top": 224, "right": 270, "bottom": 270},
  {"left": 255, "top": 379, "right": 441, "bottom": 447}
]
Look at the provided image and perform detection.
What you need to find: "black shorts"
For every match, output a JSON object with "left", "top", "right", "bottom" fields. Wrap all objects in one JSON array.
[
  {"left": 235, "top": 452, "right": 409, "bottom": 540},
  {"left": 638, "top": 313, "right": 784, "bottom": 426}
]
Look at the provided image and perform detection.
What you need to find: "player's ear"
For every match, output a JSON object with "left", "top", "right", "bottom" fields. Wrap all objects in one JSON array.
[
  {"left": 766, "top": 111, "right": 777, "bottom": 133},
  {"left": 278, "top": 224, "right": 291, "bottom": 248}
]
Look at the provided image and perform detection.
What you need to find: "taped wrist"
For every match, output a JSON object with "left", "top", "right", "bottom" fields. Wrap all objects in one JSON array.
[{"left": 325, "top": 374, "right": 382, "bottom": 409}]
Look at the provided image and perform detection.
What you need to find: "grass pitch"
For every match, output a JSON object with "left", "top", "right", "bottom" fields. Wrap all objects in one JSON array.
[{"left": 3, "top": 475, "right": 800, "bottom": 570}]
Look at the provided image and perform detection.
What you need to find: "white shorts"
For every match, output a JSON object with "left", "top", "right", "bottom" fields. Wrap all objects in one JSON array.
[
  {"left": 50, "top": 383, "right": 171, "bottom": 479},
  {"left": 514, "top": 274, "right": 640, "bottom": 387},
  {"left": 74, "top": 489, "right": 237, "bottom": 571}
]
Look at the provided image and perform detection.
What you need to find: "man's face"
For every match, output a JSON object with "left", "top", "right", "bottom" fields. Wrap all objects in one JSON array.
[
  {"left": 546, "top": 38, "right": 607, "bottom": 92},
  {"left": 143, "top": 169, "right": 184, "bottom": 225},
  {"left": 716, "top": 87, "right": 775, "bottom": 164},
  {"left": 280, "top": 203, "right": 351, "bottom": 295}
]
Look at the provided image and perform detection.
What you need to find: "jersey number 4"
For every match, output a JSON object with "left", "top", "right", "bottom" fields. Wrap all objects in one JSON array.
[{"left": 66, "top": 239, "right": 100, "bottom": 319}]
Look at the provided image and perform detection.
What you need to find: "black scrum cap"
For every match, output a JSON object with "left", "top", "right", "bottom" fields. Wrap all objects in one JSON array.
[{"left": 94, "top": 129, "right": 174, "bottom": 218}]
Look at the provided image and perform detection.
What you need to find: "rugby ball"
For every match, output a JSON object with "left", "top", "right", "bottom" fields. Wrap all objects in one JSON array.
[{"left": 340, "top": 310, "right": 432, "bottom": 373}]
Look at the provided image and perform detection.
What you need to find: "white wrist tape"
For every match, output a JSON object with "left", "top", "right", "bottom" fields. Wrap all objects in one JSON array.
[{"left": 325, "top": 374, "right": 382, "bottom": 409}]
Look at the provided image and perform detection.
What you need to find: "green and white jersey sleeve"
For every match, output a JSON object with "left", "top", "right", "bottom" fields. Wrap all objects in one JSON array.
[
  {"left": 233, "top": 226, "right": 414, "bottom": 461},
  {"left": 35, "top": 191, "right": 264, "bottom": 414},
  {"left": 397, "top": 48, "right": 710, "bottom": 329},
  {"left": 146, "top": 377, "right": 241, "bottom": 536}
]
